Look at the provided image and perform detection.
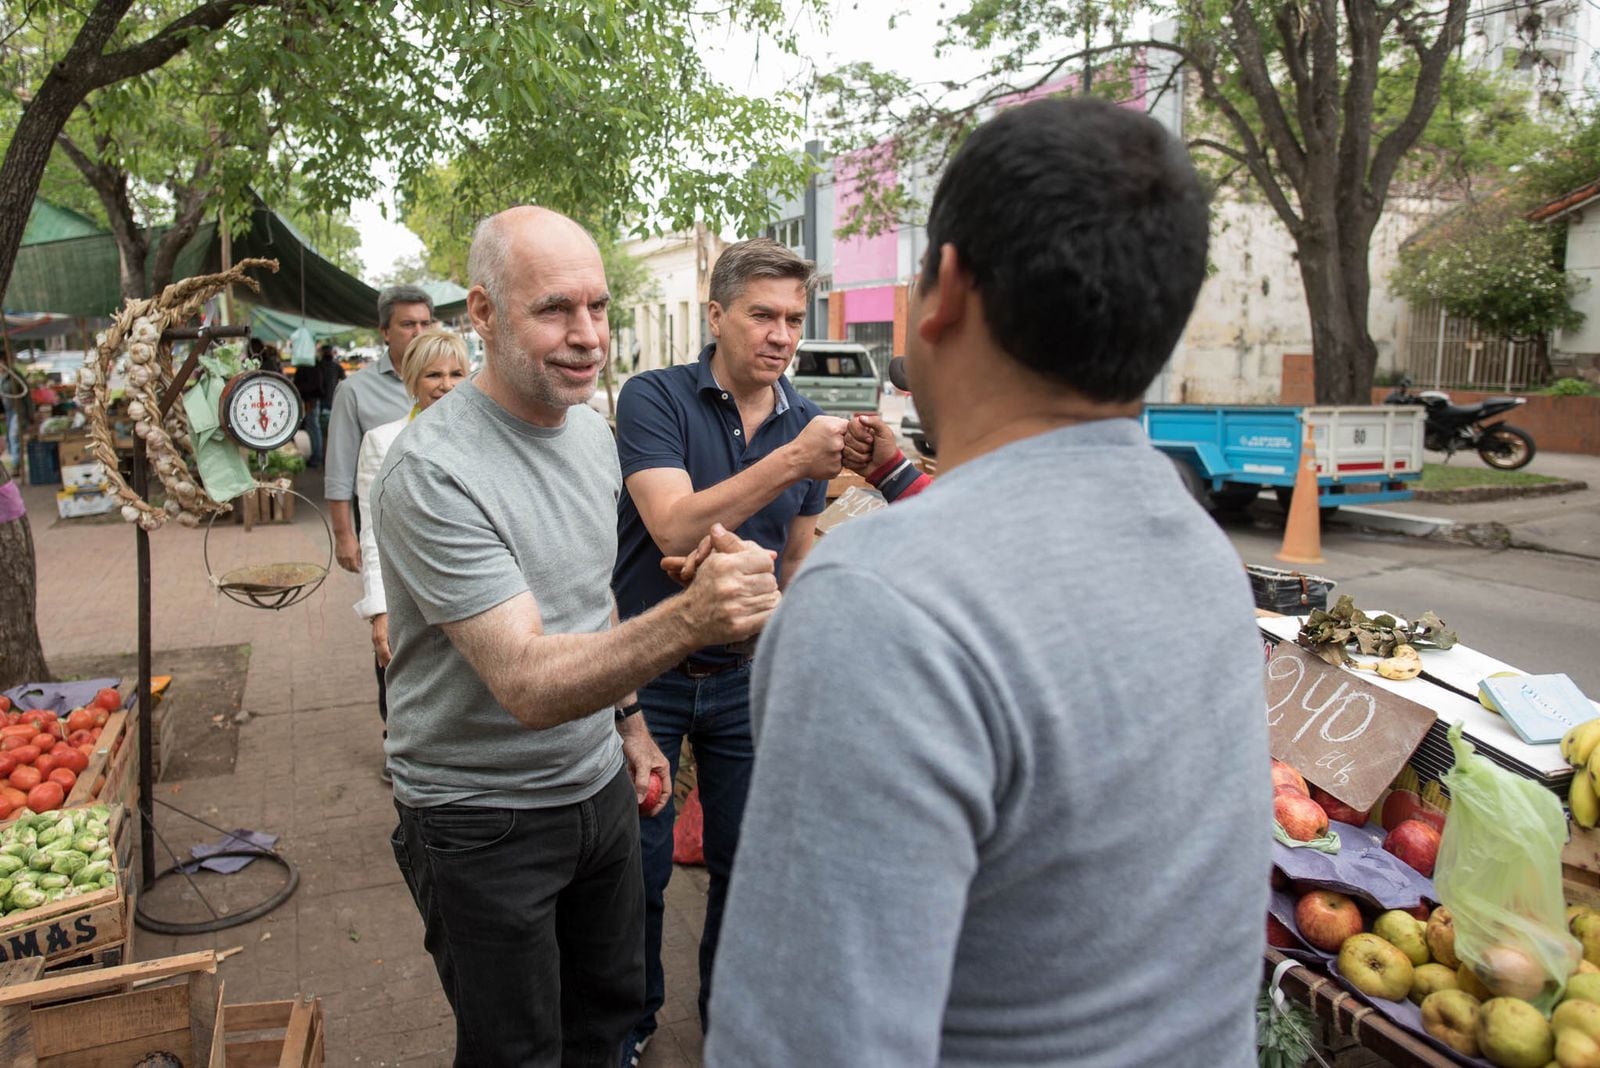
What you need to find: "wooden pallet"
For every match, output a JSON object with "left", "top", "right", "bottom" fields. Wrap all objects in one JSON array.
[{"left": 221, "top": 996, "right": 325, "bottom": 1067}]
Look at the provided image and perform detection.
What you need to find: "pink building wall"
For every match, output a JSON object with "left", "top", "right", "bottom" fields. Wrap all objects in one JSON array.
[{"left": 833, "top": 145, "right": 900, "bottom": 325}]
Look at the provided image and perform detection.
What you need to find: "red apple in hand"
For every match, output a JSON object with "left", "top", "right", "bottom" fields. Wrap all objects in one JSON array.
[
  {"left": 1384, "top": 819, "right": 1442, "bottom": 876},
  {"left": 1275, "top": 791, "right": 1330, "bottom": 841},
  {"left": 1272, "top": 759, "right": 1309, "bottom": 796},
  {"left": 1295, "top": 889, "right": 1365, "bottom": 951},
  {"left": 639, "top": 771, "right": 664, "bottom": 815},
  {"left": 1311, "top": 785, "right": 1372, "bottom": 827}
]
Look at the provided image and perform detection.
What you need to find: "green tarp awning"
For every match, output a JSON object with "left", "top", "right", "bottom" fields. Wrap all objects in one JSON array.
[{"left": 244, "top": 304, "right": 358, "bottom": 343}]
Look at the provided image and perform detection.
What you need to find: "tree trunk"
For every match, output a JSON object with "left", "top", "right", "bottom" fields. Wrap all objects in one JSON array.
[
  {"left": 0, "top": 465, "right": 50, "bottom": 690},
  {"left": 1296, "top": 225, "right": 1380, "bottom": 405}
]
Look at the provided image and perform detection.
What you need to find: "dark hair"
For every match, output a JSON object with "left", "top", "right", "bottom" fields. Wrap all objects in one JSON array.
[
  {"left": 708, "top": 238, "right": 816, "bottom": 308},
  {"left": 921, "top": 96, "right": 1209, "bottom": 402}
]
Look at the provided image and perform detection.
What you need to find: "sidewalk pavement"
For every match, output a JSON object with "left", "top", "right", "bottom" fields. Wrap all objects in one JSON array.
[
  {"left": 20, "top": 471, "right": 708, "bottom": 1067},
  {"left": 1336, "top": 451, "right": 1600, "bottom": 559}
]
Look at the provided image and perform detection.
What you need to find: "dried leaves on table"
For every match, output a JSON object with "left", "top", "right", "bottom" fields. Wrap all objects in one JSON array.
[{"left": 1296, "top": 595, "right": 1458, "bottom": 667}]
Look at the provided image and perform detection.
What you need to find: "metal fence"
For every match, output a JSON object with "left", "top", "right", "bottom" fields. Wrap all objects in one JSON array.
[{"left": 1400, "top": 300, "right": 1551, "bottom": 392}]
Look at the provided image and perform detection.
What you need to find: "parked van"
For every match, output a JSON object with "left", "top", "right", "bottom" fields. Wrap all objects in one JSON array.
[{"left": 787, "top": 341, "right": 880, "bottom": 416}]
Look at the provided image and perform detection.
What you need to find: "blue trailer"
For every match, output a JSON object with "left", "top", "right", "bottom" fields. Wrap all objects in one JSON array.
[{"left": 1142, "top": 404, "right": 1426, "bottom": 510}]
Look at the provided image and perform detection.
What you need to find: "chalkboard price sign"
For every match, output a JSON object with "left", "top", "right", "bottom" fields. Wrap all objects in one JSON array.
[{"left": 1264, "top": 641, "right": 1437, "bottom": 812}]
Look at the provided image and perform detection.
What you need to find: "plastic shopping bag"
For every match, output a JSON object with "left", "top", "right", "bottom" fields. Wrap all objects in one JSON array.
[
  {"left": 673, "top": 786, "right": 705, "bottom": 866},
  {"left": 1434, "top": 723, "right": 1581, "bottom": 1011}
]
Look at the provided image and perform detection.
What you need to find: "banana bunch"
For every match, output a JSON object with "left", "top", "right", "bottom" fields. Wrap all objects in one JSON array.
[
  {"left": 1562, "top": 718, "right": 1600, "bottom": 829},
  {"left": 1376, "top": 644, "right": 1424, "bottom": 680}
]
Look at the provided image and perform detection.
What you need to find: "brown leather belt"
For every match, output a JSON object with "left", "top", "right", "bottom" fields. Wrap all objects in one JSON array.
[{"left": 675, "top": 655, "right": 752, "bottom": 679}]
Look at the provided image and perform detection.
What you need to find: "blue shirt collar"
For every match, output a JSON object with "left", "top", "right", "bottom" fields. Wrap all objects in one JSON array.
[{"left": 695, "top": 344, "right": 793, "bottom": 415}]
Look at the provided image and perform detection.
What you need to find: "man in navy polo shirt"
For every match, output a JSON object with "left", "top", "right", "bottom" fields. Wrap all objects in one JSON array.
[{"left": 612, "top": 237, "right": 847, "bottom": 1065}]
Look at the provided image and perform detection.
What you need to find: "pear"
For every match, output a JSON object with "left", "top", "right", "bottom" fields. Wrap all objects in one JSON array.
[
  {"left": 1582, "top": 961, "right": 1600, "bottom": 976},
  {"left": 1568, "top": 974, "right": 1600, "bottom": 1006},
  {"left": 1460, "top": 963, "right": 1496, "bottom": 1000},
  {"left": 1421, "top": 989, "right": 1482, "bottom": 1056},
  {"left": 1576, "top": 913, "right": 1600, "bottom": 969},
  {"left": 1375, "top": 910, "right": 1431, "bottom": 966},
  {"left": 1338, "top": 933, "right": 1415, "bottom": 1001},
  {"left": 1478, "top": 997, "right": 1554, "bottom": 1068},
  {"left": 1479, "top": 943, "right": 1555, "bottom": 1000},
  {"left": 1555, "top": 1028, "right": 1600, "bottom": 1068},
  {"left": 1427, "top": 906, "right": 1461, "bottom": 969},
  {"left": 1410, "top": 962, "right": 1460, "bottom": 1004},
  {"left": 1553, "top": 997, "right": 1600, "bottom": 1040}
]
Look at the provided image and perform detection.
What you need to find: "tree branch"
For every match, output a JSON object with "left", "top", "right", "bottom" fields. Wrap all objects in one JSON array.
[
  {"left": 1217, "top": 0, "right": 1309, "bottom": 187},
  {"left": 1367, "top": 0, "right": 1472, "bottom": 204},
  {"left": 88, "top": 0, "right": 282, "bottom": 90}
]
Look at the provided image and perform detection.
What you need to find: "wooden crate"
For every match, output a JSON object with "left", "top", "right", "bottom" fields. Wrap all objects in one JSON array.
[
  {"left": 237, "top": 487, "right": 295, "bottom": 531},
  {"left": 0, "top": 950, "right": 223, "bottom": 1066},
  {"left": 0, "top": 807, "right": 131, "bottom": 970},
  {"left": 221, "top": 996, "right": 325, "bottom": 1067},
  {"left": 63, "top": 711, "right": 136, "bottom": 814}
]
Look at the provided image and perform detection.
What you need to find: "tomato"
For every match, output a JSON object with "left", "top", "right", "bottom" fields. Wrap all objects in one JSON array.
[
  {"left": 89, "top": 726, "right": 103, "bottom": 740},
  {"left": 65, "top": 708, "right": 94, "bottom": 734},
  {"left": 33, "top": 754, "right": 53, "bottom": 776},
  {"left": 0, "top": 787, "right": 26, "bottom": 810},
  {"left": 0, "top": 797, "right": 12, "bottom": 821},
  {"left": 25, "top": 782, "right": 63, "bottom": 813},
  {"left": 0, "top": 724, "right": 36, "bottom": 740},
  {"left": 30, "top": 733, "right": 55, "bottom": 753},
  {"left": 0, "top": 736, "right": 25, "bottom": 753},
  {"left": 92, "top": 688, "right": 122, "bottom": 712},
  {"left": 51, "top": 748, "right": 88, "bottom": 774},
  {"left": 0, "top": 756, "right": 13, "bottom": 778},
  {"left": 8, "top": 746, "right": 39, "bottom": 767},
  {"left": 78, "top": 744, "right": 95, "bottom": 758},
  {"left": 0, "top": 695, "right": 9, "bottom": 714},
  {"left": 9, "top": 766, "right": 41, "bottom": 792},
  {"left": 66, "top": 729, "right": 94, "bottom": 748},
  {"left": 20, "top": 711, "right": 49, "bottom": 731},
  {"left": 90, "top": 709, "right": 109, "bottom": 728},
  {"left": 2, "top": 711, "right": 15, "bottom": 726},
  {"left": 47, "top": 768, "right": 75, "bottom": 791}
]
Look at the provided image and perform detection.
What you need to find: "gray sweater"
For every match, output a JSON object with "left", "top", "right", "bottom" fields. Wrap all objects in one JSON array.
[{"left": 706, "top": 419, "right": 1271, "bottom": 1066}]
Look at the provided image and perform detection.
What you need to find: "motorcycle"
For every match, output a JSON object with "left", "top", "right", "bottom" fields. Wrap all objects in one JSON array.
[{"left": 1382, "top": 378, "right": 1537, "bottom": 470}]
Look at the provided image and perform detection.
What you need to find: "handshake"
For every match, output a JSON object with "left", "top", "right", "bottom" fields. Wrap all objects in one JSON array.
[{"left": 784, "top": 413, "right": 903, "bottom": 483}]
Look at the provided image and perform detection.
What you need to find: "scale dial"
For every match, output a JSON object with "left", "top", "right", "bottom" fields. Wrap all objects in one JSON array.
[{"left": 220, "top": 369, "right": 303, "bottom": 451}]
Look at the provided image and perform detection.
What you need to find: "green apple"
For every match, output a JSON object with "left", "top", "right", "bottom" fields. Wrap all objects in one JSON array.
[
  {"left": 1428, "top": 906, "right": 1461, "bottom": 970},
  {"left": 1338, "top": 932, "right": 1415, "bottom": 1002},
  {"left": 1374, "top": 910, "right": 1430, "bottom": 966},
  {"left": 1420, "top": 989, "right": 1481, "bottom": 1057},
  {"left": 1410, "top": 962, "right": 1459, "bottom": 1004},
  {"left": 1477, "top": 997, "right": 1554, "bottom": 1068}
]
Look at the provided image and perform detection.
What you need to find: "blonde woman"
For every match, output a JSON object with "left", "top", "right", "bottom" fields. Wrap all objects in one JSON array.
[{"left": 353, "top": 329, "right": 469, "bottom": 779}]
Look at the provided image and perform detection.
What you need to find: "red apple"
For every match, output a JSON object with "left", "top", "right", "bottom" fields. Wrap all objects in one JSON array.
[
  {"left": 1311, "top": 784, "right": 1372, "bottom": 827},
  {"left": 1381, "top": 788, "right": 1447, "bottom": 833},
  {"left": 1404, "top": 903, "right": 1432, "bottom": 921},
  {"left": 1272, "top": 759, "right": 1309, "bottom": 796},
  {"left": 1295, "top": 889, "right": 1365, "bottom": 952},
  {"left": 1267, "top": 913, "right": 1298, "bottom": 948},
  {"left": 1383, "top": 819, "right": 1443, "bottom": 877},
  {"left": 1275, "top": 791, "right": 1330, "bottom": 842}
]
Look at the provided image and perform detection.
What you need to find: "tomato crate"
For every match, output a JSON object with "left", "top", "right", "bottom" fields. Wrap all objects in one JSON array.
[
  {"left": 0, "top": 805, "right": 130, "bottom": 970},
  {"left": 62, "top": 710, "right": 136, "bottom": 814},
  {"left": 221, "top": 995, "right": 326, "bottom": 1067},
  {"left": 0, "top": 949, "right": 224, "bottom": 1065}
]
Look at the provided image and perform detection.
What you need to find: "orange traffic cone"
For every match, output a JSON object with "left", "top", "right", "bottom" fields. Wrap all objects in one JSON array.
[{"left": 1276, "top": 422, "right": 1324, "bottom": 564}]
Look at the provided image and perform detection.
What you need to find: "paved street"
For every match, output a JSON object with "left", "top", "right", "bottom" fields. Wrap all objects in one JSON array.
[{"left": 13, "top": 434, "right": 1600, "bottom": 1066}]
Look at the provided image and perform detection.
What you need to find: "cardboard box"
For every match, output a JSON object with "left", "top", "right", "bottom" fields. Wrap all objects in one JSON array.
[
  {"left": 57, "top": 434, "right": 97, "bottom": 467},
  {"left": 56, "top": 482, "right": 117, "bottom": 518},
  {"left": 61, "top": 461, "right": 107, "bottom": 488}
]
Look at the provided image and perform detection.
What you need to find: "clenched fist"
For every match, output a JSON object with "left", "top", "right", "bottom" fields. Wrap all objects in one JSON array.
[
  {"left": 843, "top": 413, "right": 900, "bottom": 475},
  {"left": 678, "top": 524, "right": 781, "bottom": 645},
  {"left": 785, "top": 415, "right": 848, "bottom": 481}
]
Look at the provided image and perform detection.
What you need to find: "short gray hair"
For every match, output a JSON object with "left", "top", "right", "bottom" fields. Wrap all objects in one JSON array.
[
  {"left": 708, "top": 238, "right": 816, "bottom": 308},
  {"left": 378, "top": 284, "right": 434, "bottom": 329},
  {"left": 468, "top": 214, "right": 512, "bottom": 311}
]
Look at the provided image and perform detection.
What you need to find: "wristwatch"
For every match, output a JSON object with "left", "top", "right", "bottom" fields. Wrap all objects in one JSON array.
[{"left": 615, "top": 701, "right": 644, "bottom": 725}]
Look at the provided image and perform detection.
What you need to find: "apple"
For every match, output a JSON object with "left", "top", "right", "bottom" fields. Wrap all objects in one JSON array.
[
  {"left": 1476, "top": 997, "right": 1553, "bottom": 1068},
  {"left": 1373, "top": 909, "right": 1430, "bottom": 966},
  {"left": 1426, "top": 906, "right": 1460, "bottom": 969},
  {"left": 1383, "top": 818, "right": 1442, "bottom": 876},
  {"left": 1409, "top": 962, "right": 1459, "bottom": 1004},
  {"left": 1381, "top": 788, "right": 1447, "bottom": 833},
  {"left": 1275, "top": 792, "right": 1330, "bottom": 842},
  {"left": 1420, "top": 989, "right": 1481, "bottom": 1056},
  {"left": 1271, "top": 759, "right": 1309, "bottom": 796},
  {"left": 1295, "top": 889, "right": 1365, "bottom": 952},
  {"left": 1310, "top": 784, "right": 1371, "bottom": 827},
  {"left": 1266, "top": 913, "right": 1297, "bottom": 949},
  {"left": 1338, "top": 932, "right": 1415, "bottom": 1001}
]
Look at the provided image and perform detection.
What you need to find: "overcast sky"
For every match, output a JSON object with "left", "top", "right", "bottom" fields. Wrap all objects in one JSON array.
[{"left": 352, "top": 0, "right": 970, "bottom": 282}]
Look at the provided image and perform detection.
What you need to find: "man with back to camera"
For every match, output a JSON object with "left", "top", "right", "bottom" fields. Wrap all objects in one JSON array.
[
  {"left": 610, "top": 238, "right": 847, "bottom": 1065},
  {"left": 705, "top": 97, "right": 1272, "bottom": 1066},
  {"left": 375, "top": 206, "right": 785, "bottom": 1066}
]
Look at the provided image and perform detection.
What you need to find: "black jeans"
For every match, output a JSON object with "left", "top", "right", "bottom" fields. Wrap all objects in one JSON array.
[{"left": 391, "top": 768, "right": 645, "bottom": 1067}]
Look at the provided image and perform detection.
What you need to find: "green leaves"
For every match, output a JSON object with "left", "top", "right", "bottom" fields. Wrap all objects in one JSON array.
[{"left": 1297, "top": 595, "right": 1459, "bottom": 667}]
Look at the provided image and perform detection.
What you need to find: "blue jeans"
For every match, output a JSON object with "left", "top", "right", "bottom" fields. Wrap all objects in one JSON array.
[
  {"left": 633, "top": 663, "right": 755, "bottom": 1037},
  {"left": 392, "top": 768, "right": 645, "bottom": 1067},
  {"left": 303, "top": 398, "right": 324, "bottom": 466}
]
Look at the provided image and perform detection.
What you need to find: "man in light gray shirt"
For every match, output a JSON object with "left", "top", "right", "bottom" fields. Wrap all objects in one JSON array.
[
  {"left": 706, "top": 98, "right": 1272, "bottom": 1066},
  {"left": 376, "top": 206, "right": 785, "bottom": 1066}
]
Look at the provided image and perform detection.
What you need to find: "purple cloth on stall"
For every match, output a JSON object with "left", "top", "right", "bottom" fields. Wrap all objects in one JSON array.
[
  {"left": 2, "top": 678, "right": 123, "bottom": 715},
  {"left": 1272, "top": 819, "right": 1435, "bottom": 909},
  {"left": 0, "top": 481, "right": 24, "bottom": 524},
  {"left": 179, "top": 828, "right": 279, "bottom": 874}
]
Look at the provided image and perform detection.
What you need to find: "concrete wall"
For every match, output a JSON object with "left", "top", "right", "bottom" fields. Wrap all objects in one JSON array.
[
  {"left": 1557, "top": 210, "right": 1600, "bottom": 367},
  {"left": 616, "top": 226, "right": 721, "bottom": 371},
  {"left": 1368, "top": 387, "right": 1600, "bottom": 454},
  {"left": 1165, "top": 196, "right": 1443, "bottom": 402}
]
